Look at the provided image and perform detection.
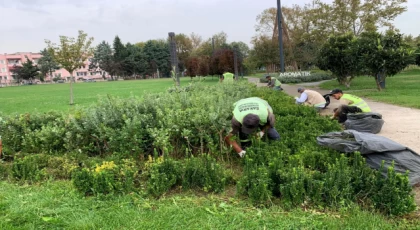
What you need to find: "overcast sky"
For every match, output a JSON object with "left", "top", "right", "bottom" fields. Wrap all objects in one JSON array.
[{"left": 0, "top": 0, "right": 418, "bottom": 54}]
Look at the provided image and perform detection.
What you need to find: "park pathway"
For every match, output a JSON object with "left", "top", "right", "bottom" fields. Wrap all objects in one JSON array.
[{"left": 247, "top": 77, "right": 420, "bottom": 154}]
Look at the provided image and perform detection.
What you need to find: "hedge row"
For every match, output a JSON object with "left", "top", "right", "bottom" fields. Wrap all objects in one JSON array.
[
  {"left": 259, "top": 72, "right": 334, "bottom": 84},
  {"left": 0, "top": 82, "right": 415, "bottom": 216}
]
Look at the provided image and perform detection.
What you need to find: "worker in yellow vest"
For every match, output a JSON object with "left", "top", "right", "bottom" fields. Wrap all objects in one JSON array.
[
  {"left": 222, "top": 72, "right": 235, "bottom": 83},
  {"left": 224, "top": 97, "right": 280, "bottom": 158},
  {"left": 295, "top": 88, "right": 326, "bottom": 112},
  {"left": 265, "top": 75, "right": 282, "bottom": 90},
  {"left": 330, "top": 88, "right": 371, "bottom": 123}
]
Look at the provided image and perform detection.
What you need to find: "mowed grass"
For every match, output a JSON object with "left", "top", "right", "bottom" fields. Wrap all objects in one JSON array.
[
  {"left": 0, "top": 181, "right": 415, "bottom": 230},
  {"left": 319, "top": 69, "right": 420, "bottom": 109},
  {"left": 0, "top": 77, "right": 221, "bottom": 115}
]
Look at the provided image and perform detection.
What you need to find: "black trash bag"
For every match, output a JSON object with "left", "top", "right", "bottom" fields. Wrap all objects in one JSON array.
[
  {"left": 317, "top": 130, "right": 420, "bottom": 186},
  {"left": 344, "top": 112, "right": 384, "bottom": 134}
]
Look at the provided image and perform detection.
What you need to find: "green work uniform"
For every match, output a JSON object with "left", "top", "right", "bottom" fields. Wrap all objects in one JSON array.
[
  {"left": 223, "top": 72, "right": 235, "bottom": 83},
  {"left": 233, "top": 97, "right": 272, "bottom": 125},
  {"left": 341, "top": 94, "right": 371, "bottom": 112}
]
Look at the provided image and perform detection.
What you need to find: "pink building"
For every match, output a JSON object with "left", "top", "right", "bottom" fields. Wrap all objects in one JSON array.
[{"left": 0, "top": 52, "right": 108, "bottom": 85}]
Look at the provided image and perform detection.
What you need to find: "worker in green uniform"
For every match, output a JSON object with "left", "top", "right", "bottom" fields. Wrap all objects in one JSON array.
[
  {"left": 224, "top": 97, "right": 280, "bottom": 158},
  {"left": 330, "top": 88, "right": 371, "bottom": 123},
  {"left": 265, "top": 75, "right": 282, "bottom": 90},
  {"left": 222, "top": 72, "right": 235, "bottom": 83}
]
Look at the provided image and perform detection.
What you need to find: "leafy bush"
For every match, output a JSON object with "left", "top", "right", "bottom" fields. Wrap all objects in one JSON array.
[
  {"left": 371, "top": 162, "right": 416, "bottom": 215},
  {"left": 11, "top": 154, "right": 50, "bottom": 182},
  {"left": 145, "top": 156, "right": 182, "bottom": 197},
  {"left": 0, "top": 80, "right": 416, "bottom": 216},
  {"left": 72, "top": 159, "right": 138, "bottom": 196},
  {"left": 259, "top": 72, "right": 334, "bottom": 84},
  {"left": 0, "top": 162, "right": 11, "bottom": 180},
  {"left": 182, "top": 154, "right": 228, "bottom": 193}
]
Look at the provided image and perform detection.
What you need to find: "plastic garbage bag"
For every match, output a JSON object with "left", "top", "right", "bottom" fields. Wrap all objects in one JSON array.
[{"left": 317, "top": 130, "right": 420, "bottom": 186}]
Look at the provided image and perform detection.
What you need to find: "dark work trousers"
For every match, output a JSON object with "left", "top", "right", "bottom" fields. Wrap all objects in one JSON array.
[
  {"left": 239, "top": 127, "right": 281, "bottom": 150},
  {"left": 338, "top": 105, "right": 362, "bottom": 123}
]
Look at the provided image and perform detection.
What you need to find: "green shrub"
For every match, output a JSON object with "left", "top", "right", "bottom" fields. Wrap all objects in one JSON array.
[
  {"left": 259, "top": 72, "right": 334, "bottom": 84},
  {"left": 237, "top": 154, "right": 273, "bottom": 206},
  {"left": 0, "top": 162, "right": 11, "bottom": 180},
  {"left": 11, "top": 154, "right": 49, "bottom": 182},
  {"left": 182, "top": 154, "right": 228, "bottom": 193},
  {"left": 372, "top": 162, "right": 416, "bottom": 216},
  {"left": 72, "top": 159, "right": 138, "bottom": 196},
  {"left": 145, "top": 156, "right": 182, "bottom": 197}
]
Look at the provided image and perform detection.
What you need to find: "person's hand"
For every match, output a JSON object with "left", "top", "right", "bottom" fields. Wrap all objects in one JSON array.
[
  {"left": 294, "top": 96, "right": 298, "bottom": 100},
  {"left": 238, "top": 150, "right": 246, "bottom": 158},
  {"left": 257, "top": 131, "right": 264, "bottom": 138},
  {"left": 330, "top": 115, "right": 335, "bottom": 120}
]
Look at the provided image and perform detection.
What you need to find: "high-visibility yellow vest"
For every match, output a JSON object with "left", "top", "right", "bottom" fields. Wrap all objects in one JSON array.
[
  {"left": 341, "top": 94, "right": 371, "bottom": 112},
  {"left": 233, "top": 97, "right": 271, "bottom": 125},
  {"left": 223, "top": 72, "right": 234, "bottom": 83}
]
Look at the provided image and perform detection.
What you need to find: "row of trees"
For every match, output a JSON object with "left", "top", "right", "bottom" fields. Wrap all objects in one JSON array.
[
  {"left": 89, "top": 37, "right": 170, "bottom": 80},
  {"left": 248, "top": 0, "right": 413, "bottom": 71},
  {"left": 317, "top": 31, "right": 415, "bottom": 90}
]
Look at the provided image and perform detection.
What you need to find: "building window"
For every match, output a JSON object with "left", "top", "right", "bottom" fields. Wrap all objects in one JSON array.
[
  {"left": 76, "top": 72, "right": 87, "bottom": 77},
  {"left": 54, "top": 73, "right": 62, "bottom": 78},
  {"left": 8, "top": 60, "right": 20, "bottom": 65},
  {"left": 1, "top": 68, "right": 6, "bottom": 73},
  {"left": 0, "top": 60, "right": 4, "bottom": 64},
  {"left": 4, "top": 76, "right": 7, "bottom": 80},
  {"left": 33, "top": 59, "right": 38, "bottom": 64}
]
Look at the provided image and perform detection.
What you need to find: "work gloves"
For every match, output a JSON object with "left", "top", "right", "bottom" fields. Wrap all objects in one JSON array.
[{"left": 238, "top": 150, "right": 246, "bottom": 158}]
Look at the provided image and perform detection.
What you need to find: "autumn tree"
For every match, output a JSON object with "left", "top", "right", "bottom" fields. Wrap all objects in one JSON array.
[
  {"left": 186, "top": 57, "right": 199, "bottom": 79},
  {"left": 45, "top": 30, "right": 94, "bottom": 105},
  {"left": 198, "top": 56, "right": 210, "bottom": 76},
  {"left": 174, "top": 33, "right": 193, "bottom": 71},
  {"left": 190, "top": 32, "right": 203, "bottom": 50}
]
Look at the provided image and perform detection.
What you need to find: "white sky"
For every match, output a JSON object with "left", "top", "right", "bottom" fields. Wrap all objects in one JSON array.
[{"left": 0, "top": 0, "right": 418, "bottom": 53}]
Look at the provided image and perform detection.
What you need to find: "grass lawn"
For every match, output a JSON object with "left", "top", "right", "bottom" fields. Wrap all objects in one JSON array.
[
  {"left": 319, "top": 69, "right": 420, "bottom": 109},
  {"left": 0, "top": 181, "right": 416, "bottom": 230},
  {"left": 0, "top": 77, "right": 221, "bottom": 115}
]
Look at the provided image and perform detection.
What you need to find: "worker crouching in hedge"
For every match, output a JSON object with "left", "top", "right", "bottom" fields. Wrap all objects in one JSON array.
[
  {"left": 330, "top": 88, "right": 371, "bottom": 123},
  {"left": 224, "top": 97, "right": 280, "bottom": 158}
]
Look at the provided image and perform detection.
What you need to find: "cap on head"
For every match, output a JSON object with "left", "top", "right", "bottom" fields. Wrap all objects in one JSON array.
[
  {"left": 241, "top": 114, "right": 260, "bottom": 134},
  {"left": 330, "top": 88, "right": 343, "bottom": 95},
  {"left": 297, "top": 87, "right": 304, "bottom": 93}
]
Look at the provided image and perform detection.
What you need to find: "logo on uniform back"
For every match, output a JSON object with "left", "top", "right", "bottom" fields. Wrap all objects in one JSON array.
[{"left": 238, "top": 103, "right": 260, "bottom": 112}]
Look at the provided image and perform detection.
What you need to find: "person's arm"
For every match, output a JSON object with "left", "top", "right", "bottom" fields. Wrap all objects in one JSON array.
[
  {"left": 295, "top": 92, "right": 308, "bottom": 103},
  {"left": 224, "top": 118, "right": 243, "bottom": 154},
  {"left": 258, "top": 112, "right": 275, "bottom": 137}
]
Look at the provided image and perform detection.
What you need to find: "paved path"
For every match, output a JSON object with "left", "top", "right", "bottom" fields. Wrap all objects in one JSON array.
[{"left": 248, "top": 77, "right": 420, "bottom": 153}]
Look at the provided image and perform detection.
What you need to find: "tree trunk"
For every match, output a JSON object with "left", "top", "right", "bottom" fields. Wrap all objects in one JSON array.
[
  {"left": 70, "top": 75, "right": 74, "bottom": 105},
  {"left": 376, "top": 71, "right": 386, "bottom": 91}
]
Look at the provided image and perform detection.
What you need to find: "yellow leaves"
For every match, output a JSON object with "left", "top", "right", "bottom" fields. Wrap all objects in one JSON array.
[
  {"left": 94, "top": 161, "right": 116, "bottom": 173},
  {"left": 144, "top": 155, "right": 164, "bottom": 170}
]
